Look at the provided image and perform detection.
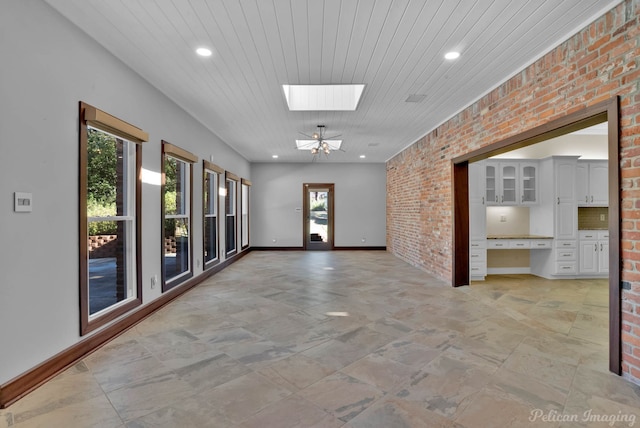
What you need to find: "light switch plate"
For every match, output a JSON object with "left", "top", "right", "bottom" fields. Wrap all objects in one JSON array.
[{"left": 14, "top": 192, "right": 33, "bottom": 212}]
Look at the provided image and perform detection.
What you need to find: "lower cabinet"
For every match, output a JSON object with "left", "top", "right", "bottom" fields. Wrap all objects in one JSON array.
[
  {"left": 554, "top": 240, "right": 577, "bottom": 275},
  {"left": 470, "top": 240, "right": 487, "bottom": 280},
  {"left": 578, "top": 231, "right": 609, "bottom": 275}
]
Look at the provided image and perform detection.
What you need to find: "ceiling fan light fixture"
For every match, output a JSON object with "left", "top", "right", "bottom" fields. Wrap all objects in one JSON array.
[{"left": 311, "top": 147, "right": 319, "bottom": 155}]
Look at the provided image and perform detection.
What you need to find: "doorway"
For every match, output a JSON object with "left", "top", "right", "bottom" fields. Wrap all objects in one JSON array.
[
  {"left": 303, "top": 183, "right": 334, "bottom": 250},
  {"left": 452, "top": 97, "right": 620, "bottom": 375}
]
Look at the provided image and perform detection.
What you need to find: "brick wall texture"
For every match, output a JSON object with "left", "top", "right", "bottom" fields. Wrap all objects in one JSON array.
[{"left": 387, "top": 0, "right": 640, "bottom": 382}]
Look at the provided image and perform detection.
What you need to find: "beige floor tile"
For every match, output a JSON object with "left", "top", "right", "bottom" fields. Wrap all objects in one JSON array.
[
  {"left": 256, "top": 354, "right": 336, "bottom": 392},
  {"left": 3, "top": 252, "right": 638, "bottom": 428},
  {"left": 299, "top": 372, "right": 385, "bottom": 423}
]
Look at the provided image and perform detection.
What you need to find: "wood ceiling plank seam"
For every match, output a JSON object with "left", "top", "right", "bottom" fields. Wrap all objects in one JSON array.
[
  {"left": 393, "top": 0, "right": 608, "bottom": 155},
  {"left": 289, "top": 0, "right": 311, "bottom": 83},
  {"left": 343, "top": 0, "right": 447, "bottom": 138},
  {"left": 201, "top": 1, "right": 271, "bottom": 135},
  {"left": 339, "top": 0, "right": 376, "bottom": 84},
  {"left": 349, "top": 0, "right": 403, "bottom": 86},
  {"left": 366, "top": 0, "right": 532, "bottom": 132},
  {"left": 247, "top": 1, "right": 300, "bottom": 154},
  {"left": 344, "top": 0, "right": 427, "bottom": 139},
  {"left": 189, "top": 1, "right": 252, "bottom": 125},
  {"left": 320, "top": 0, "right": 342, "bottom": 82},
  {"left": 307, "top": 0, "right": 325, "bottom": 84},
  {"left": 409, "top": 1, "right": 485, "bottom": 96},
  {"left": 235, "top": 0, "right": 291, "bottom": 148},
  {"left": 271, "top": 0, "right": 301, "bottom": 85},
  {"left": 331, "top": 0, "right": 360, "bottom": 83}
]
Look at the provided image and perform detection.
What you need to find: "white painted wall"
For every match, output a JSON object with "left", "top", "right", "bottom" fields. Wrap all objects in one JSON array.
[
  {"left": 250, "top": 163, "right": 386, "bottom": 247},
  {"left": 0, "top": 1, "right": 249, "bottom": 384}
]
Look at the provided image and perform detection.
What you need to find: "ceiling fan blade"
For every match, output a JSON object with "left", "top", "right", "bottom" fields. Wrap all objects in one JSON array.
[
  {"left": 323, "top": 134, "right": 342, "bottom": 140},
  {"left": 298, "top": 131, "right": 315, "bottom": 139}
]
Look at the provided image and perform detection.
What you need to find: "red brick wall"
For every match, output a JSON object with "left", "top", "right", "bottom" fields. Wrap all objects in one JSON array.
[{"left": 387, "top": 0, "right": 640, "bottom": 382}]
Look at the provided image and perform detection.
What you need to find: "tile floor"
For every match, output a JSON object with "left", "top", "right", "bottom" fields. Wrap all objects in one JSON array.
[{"left": 2, "top": 251, "right": 640, "bottom": 427}]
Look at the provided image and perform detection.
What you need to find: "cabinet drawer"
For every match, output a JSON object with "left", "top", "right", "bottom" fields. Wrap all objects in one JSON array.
[
  {"left": 470, "top": 263, "right": 487, "bottom": 275},
  {"left": 509, "top": 240, "right": 530, "bottom": 249},
  {"left": 470, "top": 240, "right": 487, "bottom": 249},
  {"left": 598, "top": 231, "right": 609, "bottom": 240},
  {"left": 555, "top": 240, "right": 576, "bottom": 249},
  {"left": 487, "top": 240, "right": 508, "bottom": 249},
  {"left": 530, "top": 240, "right": 552, "bottom": 249},
  {"left": 470, "top": 249, "right": 486, "bottom": 262},
  {"left": 556, "top": 249, "right": 576, "bottom": 260},
  {"left": 579, "top": 231, "right": 598, "bottom": 240},
  {"left": 555, "top": 262, "right": 577, "bottom": 274}
]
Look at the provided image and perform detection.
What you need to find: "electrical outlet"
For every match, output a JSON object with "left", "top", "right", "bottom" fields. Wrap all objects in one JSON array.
[
  {"left": 500, "top": 215, "right": 507, "bottom": 222},
  {"left": 151, "top": 275, "right": 157, "bottom": 289},
  {"left": 600, "top": 214, "right": 605, "bottom": 221}
]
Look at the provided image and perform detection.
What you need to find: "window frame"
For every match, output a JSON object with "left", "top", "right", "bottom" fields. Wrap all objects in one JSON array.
[
  {"left": 241, "top": 178, "right": 251, "bottom": 250},
  {"left": 161, "top": 141, "right": 197, "bottom": 291},
  {"left": 225, "top": 172, "right": 239, "bottom": 257},
  {"left": 203, "top": 160, "right": 224, "bottom": 269},
  {"left": 79, "top": 102, "right": 147, "bottom": 335}
]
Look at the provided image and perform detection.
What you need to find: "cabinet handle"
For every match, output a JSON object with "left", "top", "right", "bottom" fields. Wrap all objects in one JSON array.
[
  {"left": 495, "top": 196, "right": 498, "bottom": 203},
  {"left": 591, "top": 195, "right": 594, "bottom": 203},
  {"left": 586, "top": 196, "right": 588, "bottom": 203},
  {"left": 557, "top": 197, "right": 560, "bottom": 205},
  {"left": 601, "top": 243, "right": 603, "bottom": 251},
  {"left": 595, "top": 243, "right": 598, "bottom": 252},
  {"left": 501, "top": 195, "right": 504, "bottom": 203},
  {"left": 482, "top": 197, "right": 484, "bottom": 205},
  {"left": 521, "top": 195, "right": 524, "bottom": 203}
]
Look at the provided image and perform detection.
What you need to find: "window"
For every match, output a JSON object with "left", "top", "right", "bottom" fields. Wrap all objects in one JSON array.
[
  {"left": 241, "top": 179, "right": 251, "bottom": 249},
  {"left": 225, "top": 172, "right": 239, "bottom": 256},
  {"left": 162, "top": 142, "right": 197, "bottom": 291},
  {"left": 203, "top": 160, "right": 223, "bottom": 268},
  {"left": 79, "top": 102, "right": 147, "bottom": 335}
]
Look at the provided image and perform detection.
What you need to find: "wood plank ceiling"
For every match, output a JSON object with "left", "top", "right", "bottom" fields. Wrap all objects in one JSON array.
[{"left": 44, "top": 0, "right": 621, "bottom": 162}]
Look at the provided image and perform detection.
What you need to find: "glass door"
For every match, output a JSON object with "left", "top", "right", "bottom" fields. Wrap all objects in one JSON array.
[{"left": 303, "top": 183, "right": 334, "bottom": 250}]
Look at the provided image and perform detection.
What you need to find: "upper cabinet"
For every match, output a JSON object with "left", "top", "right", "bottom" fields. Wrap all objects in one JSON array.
[
  {"left": 576, "top": 160, "right": 608, "bottom": 206},
  {"left": 485, "top": 160, "right": 538, "bottom": 206}
]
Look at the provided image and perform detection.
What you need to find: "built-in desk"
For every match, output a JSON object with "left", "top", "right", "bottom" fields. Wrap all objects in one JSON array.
[{"left": 486, "top": 235, "right": 553, "bottom": 249}]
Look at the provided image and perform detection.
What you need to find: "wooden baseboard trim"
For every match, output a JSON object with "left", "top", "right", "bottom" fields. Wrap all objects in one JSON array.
[
  {"left": 0, "top": 250, "right": 249, "bottom": 409},
  {"left": 334, "top": 246, "right": 387, "bottom": 251},
  {"left": 250, "top": 246, "right": 304, "bottom": 251}
]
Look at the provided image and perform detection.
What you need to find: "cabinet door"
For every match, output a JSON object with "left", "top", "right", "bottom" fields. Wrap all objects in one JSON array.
[
  {"left": 579, "top": 240, "right": 599, "bottom": 274},
  {"left": 598, "top": 240, "right": 609, "bottom": 273},
  {"left": 485, "top": 164, "right": 498, "bottom": 205},
  {"left": 501, "top": 164, "right": 518, "bottom": 204},
  {"left": 468, "top": 162, "right": 485, "bottom": 204},
  {"left": 576, "top": 163, "right": 589, "bottom": 205},
  {"left": 556, "top": 201, "right": 577, "bottom": 240},
  {"left": 520, "top": 163, "right": 538, "bottom": 204},
  {"left": 589, "top": 162, "right": 608, "bottom": 205},
  {"left": 555, "top": 161, "right": 576, "bottom": 202}
]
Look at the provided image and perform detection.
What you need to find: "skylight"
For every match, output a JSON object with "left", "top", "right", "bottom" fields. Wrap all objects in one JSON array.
[{"left": 283, "top": 84, "right": 365, "bottom": 111}]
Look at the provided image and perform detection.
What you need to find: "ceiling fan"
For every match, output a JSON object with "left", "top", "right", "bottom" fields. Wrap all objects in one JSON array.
[{"left": 296, "top": 125, "right": 343, "bottom": 159}]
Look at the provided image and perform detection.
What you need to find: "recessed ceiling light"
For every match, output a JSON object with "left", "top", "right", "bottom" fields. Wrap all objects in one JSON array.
[
  {"left": 196, "top": 47, "right": 212, "bottom": 57},
  {"left": 360, "top": 155, "right": 366, "bottom": 159},
  {"left": 272, "top": 155, "right": 279, "bottom": 159},
  {"left": 444, "top": 51, "right": 460, "bottom": 60}
]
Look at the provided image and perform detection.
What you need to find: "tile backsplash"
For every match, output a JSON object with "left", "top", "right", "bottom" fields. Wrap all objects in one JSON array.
[{"left": 578, "top": 207, "right": 608, "bottom": 230}]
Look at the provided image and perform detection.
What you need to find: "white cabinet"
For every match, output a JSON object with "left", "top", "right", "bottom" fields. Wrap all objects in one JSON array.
[
  {"left": 553, "top": 157, "right": 579, "bottom": 275},
  {"left": 554, "top": 159, "right": 577, "bottom": 241},
  {"left": 576, "top": 161, "right": 608, "bottom": 206},
  {"left": 469, "top": 162, "right": 487, "bottom": 280},
  {"left": 485, "top": 160, "right": 538, "bottom": 206},
  {"left": 579, "top": 230, "right": 609, "bottom": 275}
]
